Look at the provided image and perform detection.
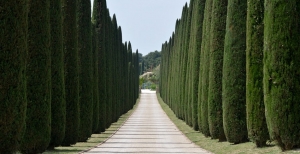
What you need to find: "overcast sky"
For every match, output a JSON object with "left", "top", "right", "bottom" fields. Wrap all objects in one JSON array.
[{"left": 92, "top": 0, "right": 189, "bottom": 56}]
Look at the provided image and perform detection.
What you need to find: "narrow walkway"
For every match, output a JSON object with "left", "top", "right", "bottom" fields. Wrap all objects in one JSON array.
[{"left": 84, "top": 90, "right": 211, "bottom": 154}]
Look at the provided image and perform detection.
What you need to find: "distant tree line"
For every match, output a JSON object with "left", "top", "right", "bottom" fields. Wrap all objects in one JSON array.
[
  {"left": 139, "top": 51, "right": 161, "bottom": 75},
  {"left": 0, "top": 0, "right": 139, "bottom": 153},
  {"left": 160, "top": 0, "right": 300, "bottom": 151}
]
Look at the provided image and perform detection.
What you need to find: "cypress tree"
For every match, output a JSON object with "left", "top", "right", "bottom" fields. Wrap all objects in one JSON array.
[
  {"left": 135, "top": 49, "right": 139, "bottom": 100},
  {"left": 91, "top": 22, "right": 99, "bottom": 133},
  {"left": 171, "top": 20, "right": 179, "bottom": 118},
  {"left": 178, "top": 4, "right": 188, "bottom": 120},
  {"left": 190, "top": 0, "right": 205, "bottom": 131},
  {"left": 127, "top": 42, "right": 134, "bottom": 108},
  {"left": 263, "top": 0, "right": 300, "bottom": 150},
  {"left": 61, "top": 0, "right": 80, "bottom": 145},
  {"left": 160, "top": 43, "right": 165, "bottom": 98},
  {"left": 105, "top": 11, "right": 113, "bottom": 127},
  {"left": 183, "top": 1, "right": 193, "bottom": 126},
  {"left": 166, "top": 35, "right": 173, "bottom": 106},
  {"left": 92, "top": 0, "right": 108, "bottom": 133},
  {"left": 111, "top": 15, "right": 118, "bottom": 122},
  {"left": 118, "top": 27, "right": 126, "bottom": 115},
  {"left": 199, "top": 0, "right": 213, "bottom": 137},
  {"left": 49, "top": 0, "right": 66, "bottom": 148},
  {"left": 20, "top": 0, "right": 51, "bottom": 153},
  {"left": 124, "top": 42, "right": 129, "bottom": 111},
  {"left": 78, "top": 0, "right": 93, "bottom": 142},
  {"left": 91, "top": 0, "right": 98, "bottom": 133},
  {"left": 117, "top": 27, "right": 122, "bottom": 114},
  {"left": 175, "top": 18, "right": 183, "bottom": 119},
  {"left": 222, "top": 0, "right": 247, "bottom": 143},
  {"left": 182, "top": 4, "right": 190, "bottom": 122},
  {"left": 0, "top": 1, "right": 28, "bottom": 153},
  {"left": 128, "top": 61, "right": 132, "bottom": 108},
  {"left": 207, "top": 0, "right": 227, "bottom": 141},
  {"left": 246, "top": 0, "right": 269, "bottom": 147},
  {"left": 98, "top": 21, "right": 107, "bottom": 131}
]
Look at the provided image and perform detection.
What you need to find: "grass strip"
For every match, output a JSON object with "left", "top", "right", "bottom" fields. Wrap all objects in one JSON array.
[{"left": 156, "top": 93, "right": 300, "bottom": 154}]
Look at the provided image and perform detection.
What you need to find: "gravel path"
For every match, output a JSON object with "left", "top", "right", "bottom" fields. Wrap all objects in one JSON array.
[{"left": 84, "top": 90, "right": 211, "bottom": 154}]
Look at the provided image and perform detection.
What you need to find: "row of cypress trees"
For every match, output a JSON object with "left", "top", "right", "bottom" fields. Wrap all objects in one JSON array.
[
  {"left": 0, "top": 0, "right": 139, "bottom": 153},
  {"left": 160, "top": 0, "right": 300, "bottom": 151}
]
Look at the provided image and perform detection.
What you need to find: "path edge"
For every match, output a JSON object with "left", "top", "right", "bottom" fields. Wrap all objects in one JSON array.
[
  {"left": 78, "top": 96, "right": 141, "bottom": 154},
  {"left": 155, "top": 93, "right": 213, "bottom": 154}
]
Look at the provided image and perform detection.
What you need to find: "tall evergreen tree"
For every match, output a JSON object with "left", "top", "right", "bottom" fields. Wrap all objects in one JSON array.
[
  {"left": 49, "top": 0, "right": 66, "bottom": 148},
  {"left": 207, "top": 0, "right": 227, "bottom": 141},
  {"left": 20, "top": 0, "right": 51, "bottom": 153},
  {"left": 91, "top": 0, "right": 100, "bottom": 133},
  {"left": 118, "top": 27, "right": 126, "bottom": 115},
  {"left": 0, "top": 1, "right": 28, "bottom": 153},
  {"left": 91, "top": 22, "right": 99, "bottom": 133},
  {"left": 78, "top": 0, "right": 93, "bottom": 142},
  {"left": 61, "top": 0, "right": 80, "bottom": 145},
  {"left": 263, "top": 0, "right": 300, "bottom": 150},
  {"left": 178, "top": 4, "right": 188, "bottom": 120},
  {"left": 105, "top": 10, "right": 113, "bottom": 127},
  {"left": 123, "top": 42, "right": 129, "bottom": 111},
  {"left": 246, "top": 0, "right": 269, "bottom": 147},
  {"left": 222, "top": 0, "right": 248, "bottom": 143},
  {"left": 92, "top": 0, "right": 107, "bottom": 133},
  {"left": 135, "top": 49, "right": 140, "bottom": 99},
  {"left": 188, "top": 0, "right": 206, "bottom": 131},
  {"left": 183, "top": 1, "right": 194, "bottom": 126},
  {"left": 111, "top": 15, "right": 119, "bottom": 122},
  {"left": 127, "top": 42, "right": 134, "bottom": 108},
  {"left": 199, "top": 0, "right": 213, "bottom": 137}
]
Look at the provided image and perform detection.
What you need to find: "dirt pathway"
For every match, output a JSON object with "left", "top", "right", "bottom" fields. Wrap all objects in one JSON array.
[{"left": 84, "top": 90, "right": 211, "bottom": 154}]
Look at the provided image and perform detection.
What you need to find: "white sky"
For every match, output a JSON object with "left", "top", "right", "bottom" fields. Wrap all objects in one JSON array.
[{"left": 92, "top": 0, "right": 189, "bottom": 56}]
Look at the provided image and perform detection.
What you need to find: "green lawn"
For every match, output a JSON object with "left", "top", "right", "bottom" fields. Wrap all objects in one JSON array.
[{"left": 156, "top": 93, "right": 300, "bottom": 154}]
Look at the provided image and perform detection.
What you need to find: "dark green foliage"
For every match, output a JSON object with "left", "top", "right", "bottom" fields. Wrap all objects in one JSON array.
[
  {"left": 78, "top": 0, "right": 93, "bottom": 142},
  {"left": 159, "top": 4, "right": 191, "bottom": 122},
  {"left": 20, "top": 0, "right": 51, "bottom": 153},
  {"left": 179, "top": 4, "right": 188, "bottom": 121},
  {"left": 207, "top": 0, "right": 227, "bottom": 141},
  {"left": 222, "top": 0, "right": 248, "bottom": 143},
  {"left": 199, "top": 0, "right": 213, "bottom": 137},
  {"left": 118, "top": 27, "right": 126, "bottom": 115},
  {"left": 0, "top": 1, "right": 28, "bottom": 153},
  {"left": 185, "top": 0, "right": 194, "bottom": 128},
  {"left": 89, "top": 0, "right": 139, "bottom": 136},
  {"left": 246, "top": 0, "right": 269, "bottom": 147},
  {"left": 98, "top": 21, "right": 107, "bottom": 132},
  {"left": 124, "top": 42, "right": 130, "bottom": 112},
  {"left": 140, "top": 62, "right": 144, "bottom": 75},
  {"left": 142, "top": 51, "right": 161, "bottom": 72},
  {"left": 49, "top": 0, "right": 66, "bottom": 148},
  {"left": 61, "top": 0, "right": 80, "bottom": 145},
  {"left": 135, "top": 50, "right": 140, "bottom": 100},
  {"left": 127, "top": 42, "right": 134, "bottom": 107},
  {"left": 0, "top": 0, "right": 138, "bottom": 151},
  {"left": 105, "top": 11, "right": 113, "bottom": 127},
  {"left": 92, "top": 0, "right": 107, "bottom": 133},
  {"left": 189, "top": 0, "right": 206, "bottom": 131},
  {"left": 128, "top": 61, "right": 133, "bottom": 108},
  {"left": 263, "top": 0, "right": 300, "bottom": 150},
  {"left": 91, "top": 22, "right": 99, "bottom": 133},
  {"left": 183, "top": 1, "right": 193, "bottom": 126},
  {"left": 111, "top": 14, "right": 119, "bottom": 122}
]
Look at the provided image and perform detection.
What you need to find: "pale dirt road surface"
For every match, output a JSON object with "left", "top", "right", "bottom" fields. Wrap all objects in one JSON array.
[{"left": 84, "top": 89, "right": 211, "bottom": 154}]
